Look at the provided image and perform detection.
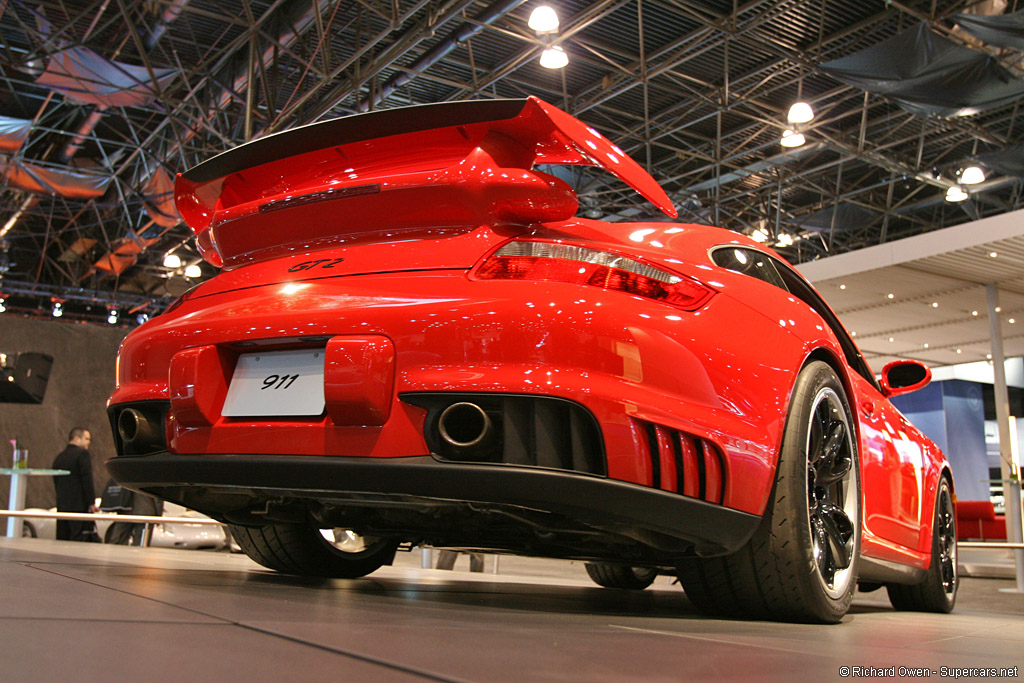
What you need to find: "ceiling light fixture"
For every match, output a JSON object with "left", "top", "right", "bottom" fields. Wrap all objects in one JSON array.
[
  {"left": 184, "top": 264, "right": 202, "bottom": 278},
  {"left": 529, "top": 6, "right": 567, "bottom": 69},
  {"left": 780, "top": 129, "right": 806, "bottom": 148},
  {"left": 528, "top": 5, "right": 560, "bottom": 32},
  {"left": 959, "top": 166, "right": 986, "bottom": 185},
  {"left": 787, "top": 101, "right": 814, "bottom": 124},
  {"left": 107, "top": 309, "right": 119, "bottom": 325},
  {"left": 163, "top": 253, "right": 182, "bottom": 269},
  {"left": 776, "top": 233, "right": 794, "bottom": 247},
  {"left": 989, "top": 251, "right": 999, "bottom": 258},
  {"left": 52, "top": 301, "right": 63, "bottom": 318},
  {"left": 750, "top": 228, "right": 769, "bottom": 243},
  {"left": 539, "top": 46, "right": 569, "bottom": 69},
  {"left": 0, "top": 298, "right": 6, "bottom": 314},
  {"left": 945, "top": 186, "right": 968, "bottom": 202}
]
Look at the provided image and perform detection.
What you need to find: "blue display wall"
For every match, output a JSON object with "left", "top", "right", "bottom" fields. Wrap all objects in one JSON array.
[{"left": 890, "top": 379, "right": 989, "bottom": 501}]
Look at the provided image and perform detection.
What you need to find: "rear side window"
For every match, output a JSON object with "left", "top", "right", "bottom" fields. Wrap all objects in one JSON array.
[{"left": 711, "top": 247, "right": 788, "bottom": 291}]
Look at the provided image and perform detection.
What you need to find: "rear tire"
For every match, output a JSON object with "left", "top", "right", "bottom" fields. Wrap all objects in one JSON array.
[
  {"left": 229, "top": 523, "right": 398, "bottom": 578},
  {"left": 585, "top": 563, "right": 658, "bottom": 589},
  {"left": 887, "top": 477, "right": 957, "bottom": 613},
  {"left": 677, "top": 361, "right": 860, "bottom": 623}
]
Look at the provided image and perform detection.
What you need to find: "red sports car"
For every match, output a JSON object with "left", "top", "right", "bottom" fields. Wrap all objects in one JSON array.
[{"left": 107, "top": 97, "right": 957, "bottom": 623}]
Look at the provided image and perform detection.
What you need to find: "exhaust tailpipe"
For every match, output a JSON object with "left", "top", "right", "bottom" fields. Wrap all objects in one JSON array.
[
  {"left": 438, "top": 402, "right": 495, "bottom": 452},
  {"left": 117, "top": 408, "right": 160, "bottom": 451}
]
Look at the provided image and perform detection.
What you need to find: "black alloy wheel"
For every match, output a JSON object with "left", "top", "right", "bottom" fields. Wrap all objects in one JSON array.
[
  {"left": 887, "top": 477, "right": 958, "bottom": 612},
  {"left": 677, "top": 361, "right": 860, "bottom": 622}
]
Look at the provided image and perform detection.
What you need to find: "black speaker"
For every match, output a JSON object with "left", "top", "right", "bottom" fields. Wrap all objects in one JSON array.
[{"left": 0, "top": 352, "right": 54, "bottom": 404}]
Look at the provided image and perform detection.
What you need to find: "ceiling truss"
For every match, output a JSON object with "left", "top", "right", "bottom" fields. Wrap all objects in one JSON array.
[{"left": 1, "top": 0, "right": 1022, "bottom": 321}]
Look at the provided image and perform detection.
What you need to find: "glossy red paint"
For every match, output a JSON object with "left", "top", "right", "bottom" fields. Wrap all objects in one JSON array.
[{"left": 110, "top": 98, "right": 950, "bottom": 581}]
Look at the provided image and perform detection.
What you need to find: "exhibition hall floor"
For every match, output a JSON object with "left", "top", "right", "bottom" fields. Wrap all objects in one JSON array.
[{"left": 2, "top": 538, "right": 1021, "bottom": 682}]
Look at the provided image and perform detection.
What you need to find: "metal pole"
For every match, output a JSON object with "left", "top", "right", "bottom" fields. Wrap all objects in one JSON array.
[
  {"left": 986, "top": 284, "right": 1024, "bottom": 592},
  {"left": 1006, "top": 417, "right": 1024, "bottom": 594}
]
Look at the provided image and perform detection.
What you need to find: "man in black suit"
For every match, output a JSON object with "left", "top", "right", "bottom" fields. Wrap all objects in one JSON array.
[{"left": 52, "top": 427, "right": 100, "bottom": 542}]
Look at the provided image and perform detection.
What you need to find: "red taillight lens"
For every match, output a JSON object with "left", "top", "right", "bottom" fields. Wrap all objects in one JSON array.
[{"left": 473, "top": 240, "right": 715, "bottom": 311}]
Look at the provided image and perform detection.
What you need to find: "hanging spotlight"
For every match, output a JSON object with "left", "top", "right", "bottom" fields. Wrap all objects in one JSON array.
[
  {"left": 540, "top": 46, "right": 569, "bottom": 69},
  {"left": 0, "top": 298, "right": 6, "bottom": 313},
  {"left": 787, "top": 101, "right": 814, "bottom": 124},
  {"left": 959, "top": 166, "right": 985, "bottom": 185},
  {"left": 780, "top": 129, "right": 805, "bottom": 148},
  {"left": 107, "top": 308, "right": 119, "bottom": 325},
  {"left": 163, "top": 253, "right": 182, "bottom": 269},
  {"left": 945, "top": 186, "right": 969, "bottom": 202},
  {"left": 136, "top": 312, "right": 150, "bottom": 325},
  {"left": 776, "top": 233, "right": 794, "bottom": 247},
  {"left": 529, "top": 6, "right": 567, "bottom": 69},
  {"left": 528, "top": 5, "right": 560, "bottom": 33},
  {"left": 52, "top": 301, "right": 63, "bottom": 318},
  {"left": 750, "top": 228, "right": 770, "bottom": 243},
  {"left": 184, "top": 264, "right": 202, "bottom": 278}
]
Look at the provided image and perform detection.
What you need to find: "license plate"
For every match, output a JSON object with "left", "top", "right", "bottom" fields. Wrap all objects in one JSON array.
[{"left": 221, "top": 349, "right": 325, "bottom": 417}]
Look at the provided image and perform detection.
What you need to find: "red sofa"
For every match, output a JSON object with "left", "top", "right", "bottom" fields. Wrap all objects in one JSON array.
[{"left": 956, "top": 500, "right": 1007, "bottom": 541}]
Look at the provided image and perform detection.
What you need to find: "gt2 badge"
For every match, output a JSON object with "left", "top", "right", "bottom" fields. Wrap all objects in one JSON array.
[{"left": 288, "top": 258, "right": 345, "bottom": 272}]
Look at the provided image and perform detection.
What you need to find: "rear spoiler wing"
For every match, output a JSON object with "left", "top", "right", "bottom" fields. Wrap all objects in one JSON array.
[{"left": 176, "top": 97, "right": 676, "bottom": 236}]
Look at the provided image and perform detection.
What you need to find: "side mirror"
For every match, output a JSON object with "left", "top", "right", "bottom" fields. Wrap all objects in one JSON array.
[{"left": 880, "top": 359, "right": 931, "bottom": 397}]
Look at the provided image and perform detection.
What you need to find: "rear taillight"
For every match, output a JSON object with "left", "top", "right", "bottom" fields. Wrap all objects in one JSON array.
[{"left": 473, "top": 240, "right": 715, "bottom": 311}]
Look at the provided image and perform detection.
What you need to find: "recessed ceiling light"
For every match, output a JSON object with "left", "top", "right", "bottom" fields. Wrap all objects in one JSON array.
[
  {"left": 971, "top": 310, "right": 978, "bottom": 316},
  {"left": 989, "top": 251, "right": 998, "bottom": 258},
  {"left": 923, "top": 343, "right": 930, "bottom": 349},
  {"left": 931, "top": 302, "right": 938, "bottom": 308},
  {"left": 995, "top": 306, "right": 1002, "bottom": 313},
  {"left": 987, "top": 354, "right": 993, "bottom": 360},
  {"left": 887, "top": 293, "right": 895, "bottom": 299},
  {"left": 839, "top": 284, "right": 846, "bottom": 290},
  {"left": 956, "top": 348, "right": 962, "bottom": 354},
  {"left": 888, "top": 337, "right": 895, "bottom": 342},
  {"left": 851, "top": 331, "right": 857, "bottom": 337},
  {"left": 1010, "top": 318, "right": 1016, "bottom": 324}
]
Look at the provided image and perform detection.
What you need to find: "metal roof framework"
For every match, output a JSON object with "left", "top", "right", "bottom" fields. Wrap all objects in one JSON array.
[{"left": 1, "top": 0, "right": 1022, "bottom": 323}]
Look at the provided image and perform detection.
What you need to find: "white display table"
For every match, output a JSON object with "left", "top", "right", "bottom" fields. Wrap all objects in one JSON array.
[{"left": 0, "top": 468, "right": 69, "bottom": 537}]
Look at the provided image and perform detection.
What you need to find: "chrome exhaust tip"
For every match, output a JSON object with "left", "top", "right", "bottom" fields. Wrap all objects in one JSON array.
[{"left": 438, "top": 402, "right": 494, "bottom": 449}]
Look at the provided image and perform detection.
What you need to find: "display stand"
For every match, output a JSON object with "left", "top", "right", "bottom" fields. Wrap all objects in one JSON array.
[{"left": 0, "top": 468, "right": 69, "bottom": 537}]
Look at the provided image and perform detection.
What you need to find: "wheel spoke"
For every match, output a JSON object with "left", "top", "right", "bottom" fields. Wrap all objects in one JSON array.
[
  {"left": 816, "top": 502, "right": 855, "bottom": 570},
  {"left": 812, "top": 420, "right": 851, "bottom": 485},
  {"left": 812, "top": 516, "right": 833, "bottom": 579}
]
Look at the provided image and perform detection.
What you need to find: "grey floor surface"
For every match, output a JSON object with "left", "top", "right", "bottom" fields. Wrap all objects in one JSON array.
[{"left": 1, "top": 537, "right": 1022, "bottom": 682}]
